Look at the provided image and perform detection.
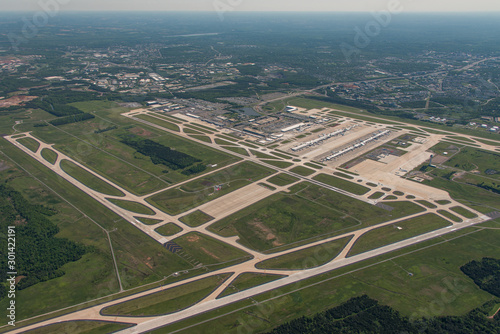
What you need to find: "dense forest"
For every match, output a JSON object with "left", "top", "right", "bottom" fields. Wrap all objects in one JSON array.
[
  {"left": 120, "top": 135, "right": 201, "bottom": 171},
  {"left": 0, "top": 185, "right": 88, "bottom": 298},
  {"left": 461, "top": 258, "right": 500, "bottom": 298},
  {"left": 267, "top": 295, "right": 500, "bottom": 334}
]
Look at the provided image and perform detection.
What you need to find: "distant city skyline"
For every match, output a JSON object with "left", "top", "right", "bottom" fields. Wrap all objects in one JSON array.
[{"left": 2, "top": 0, "right": 500, "bottom": 13}]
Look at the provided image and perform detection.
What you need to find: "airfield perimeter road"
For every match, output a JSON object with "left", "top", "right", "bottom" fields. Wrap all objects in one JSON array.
[{"left": 2, "top": 108, "right": 496, "bottom": 333}]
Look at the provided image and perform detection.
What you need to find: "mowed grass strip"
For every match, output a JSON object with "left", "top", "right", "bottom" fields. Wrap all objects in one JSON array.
[
  {"left": 135, "top": 217, "right": 162, "bottom": 225},
  {"left": 136, "top": 114, "right": 180, "bottom": 132},
  {"left": 333, "top": 171, "right": 354, "bottom": 180},
  {"left": 368, "top": 191, "right": 385, "bottom": 199},
  {"left": 147, "top": 162, "right": 274, "bottom": 215},
  {"left": 260, "top": 160, "right": 293, "bottom": 168},
  {"left": 450, "top": 206, "right": 477, "bottom": 219},
  {"left": 17, "top": 137, "right": 40, "bottom": 152},
  {"left": 437, "top": 210, "right": 463, "bottom": 222},
  {"left": 347, "top": 213, "right": 451, "bottom": 257},
  {"left": 107, "top": 198, "right": 155, "bottom": 215},
  {"left": 155, "top": 223, "right": 183, "bottom": 236},
  {"left": 218, "top": 273, "right": 285, "bottom": 298},
  {"left": 179, "top": 210, "right": 214, "bottom": 227},
  {"left": 22, "top": 321, "right": 133, "bottom": 334},
  {"left": 290, "top": 166, "right": 316, "bottom": 176},
  {"left": 41, "top": 148, "right": 58, "bottom": 164},
  {"left": 60, "top": 159, "right": 124, "bottom": 197},
  {"left": 416, "top": 200, "right": 437, "bottom": 209},
  {"left": 101, "top": 274, "right": 232, "bottom": 316},
  {"left": 250, "top": 150, "right": 278, "bottom": 160},
  {"left": 267, "top": 173, "right": 300, "bottom": 187},
  {"left": 215, "top": 138, "right": 237, "bottom": 146},
  {"left": 173, "top": 232, "right": 252, "bottom": 266},
  {"left": 222, "top": 146, "right": 249, "bottom": 156},
  {"left": 304, "top": 162, "right": 323, "bottom": 170},
  {"left": 188, "top": 134, "right": 212, "bottom": 143},
  {"left": 313, "top": 173, "right": 370, "bottom": 195},
  {"left": 256, "top": 236, "right": 353, "bottom": 270}
]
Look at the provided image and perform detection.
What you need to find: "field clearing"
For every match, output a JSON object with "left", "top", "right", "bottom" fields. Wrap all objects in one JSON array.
[
  {"left": 218, "top": 273, "right": 285, "bottom": 298},
  {"left": 101, "top": 274, "right": 231, "bottom": 316},
  {"left": 40, "top": 148, "right": 58, "bottom": 164},
  {"left": 136, "top": 114, "right": 180, "bottom": 132},
  {"left": 22, "top": 321, "right": 133, "bottom": 334},
  {"left": 179, "top": 210, "right": 214, "bottom": 227},
  {"left": 289, "top": 166, "right": 315, "bottom": 176},
  {"left": 60, "top": 159, "right": 124, "bottom": 197},
  {"left": 148, "top": 162, "right": 274, "bottom": 215},
  {"left": 313, "top": 173, "right": 370, "bottom": 195},
  {"left": 256, "top": 236, "right": 353, "bottom": 270},
  {"left": 17, "top": 137, "right": 40, "bottom": 152},
  {"left": 267, "top": 173, "right": 300, "bottom": 186},
  {"left": 154, "top": 223, "right": 183, "bottom": 236},
  {"left": 347, "top": 213, "right": 452, "bottom": 256},
  {"left": 173, "top": 232, "right": 252, "bottom": 267}
]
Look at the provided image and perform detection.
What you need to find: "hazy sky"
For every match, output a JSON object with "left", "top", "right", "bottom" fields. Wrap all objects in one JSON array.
[{"left": 2, "top": 0, "right": 500, "bottom": 12}]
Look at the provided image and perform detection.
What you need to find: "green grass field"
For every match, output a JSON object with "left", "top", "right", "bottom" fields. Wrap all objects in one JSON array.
[
  {"left": 136, "top": 114, "right": 181, "bottom": 132},
  {"left": 60, "top": 159, "right": 125, "bottom": 197},
  {"left": 266, "top": 173, "right": 300, "bottom": 187},
  {"left": 347, "top": 213, "right": 451, "bottom": 256},
  {"left": 215, "top": 138, "right": 237, "bottom": 146},
  {"left": 443, "top": 146, "right": 500, "bottom": 180},
  {"left": 313, "top": 173, "right": 370, "bottom": 195},
  {"left": 250, "top": 150, "right": 279, "bottom": 160},
  {"left": 173, "top": 233, "right": 252, "bottom": 268},
  {"left": 16, "top": 137, "right": 40, "bottom": 152},
  {"left": 256, "top": 236, "right": 353, "bottom": 270},
  {"left": 154, "top": 223, "right": 183, "bottom": 236},
  {"left": 221, "top": 146, "right": 249, "bottom": 156},
  {"left": 437, "top": 210, "right": 463, "bottom": 222},
  {"left": 28, "top": 105, "right": 239, "bottom": 194},
  {"left": 135, "top": 217, "right": 162, "bottom": 225},
  {"left": 260, "top": 160, "right": 293, "bottom": 168},
  {"left": 147, "top": 162, "right": 274, "bottom": 215},
  {"left": 333, "top": 171, "right": 355, "bottom": 180},
  {"left": 179, "top": 210, "right": 214, "bottom": 227},
  {"left": 304, "top": 162, "right": 323, "bottom": 170},
  {"left": 40, "top": 148, "right": 58, "bottom": 164},
  {"left": 218, "top": 273, "right": 285, "bottom": 298},
  {"left": 23, "top": 321, "right": 133, "bottom": 334},
  {"left": 450, "top": 206, "right": 477, "bottom": 219},
  {"left": 101, "top": 274, "right": 232, "bottom": 316},
  {"left": 289, "top": 166, "right": 315, "bottom": 176},
  {"left": 107, "top": 198, "right": 156, "bottom": 215},
  {"left": 188, "top": 134, "right": 212, "bottom": 143},
  {"left": 368, "top": 191, "right": 384, "bottom": 199},
  {"left": 209, "top": 183, "right": 424, "bottom": 252}
]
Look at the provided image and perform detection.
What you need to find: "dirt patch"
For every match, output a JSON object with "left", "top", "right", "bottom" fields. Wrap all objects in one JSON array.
[
  {"left": 431, "top": 155, "right": 449, "bottom": 164},
  {"left": 200, "top": 247, "right": 221, "bottom": 261},
  {"left": 0, "top": 95, "right": 37, "bottom": 108},
  {"left": 186, "top": 234, "right": 201, "bottom": 243},
  {"left": 250, "top": 220, "right": 283, "bottom": 246},
  {"left": 144, "top": 257, "right": 154, "bottom": 270},
  {"left": 130, "top": 127, "right": 154, "bottom": 138}
]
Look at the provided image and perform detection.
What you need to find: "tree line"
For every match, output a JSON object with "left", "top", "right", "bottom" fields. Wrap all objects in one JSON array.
[{"left": 0, "top": 185, "right": 88, "bottom": 298}]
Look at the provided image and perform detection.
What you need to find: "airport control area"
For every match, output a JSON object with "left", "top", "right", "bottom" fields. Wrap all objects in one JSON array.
[{"left": 4, "top": 96, "right": 500, "bottom": 334}]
